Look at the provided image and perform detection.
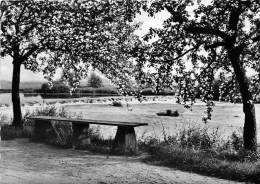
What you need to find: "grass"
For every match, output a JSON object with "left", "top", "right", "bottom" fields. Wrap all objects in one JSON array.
[
  {"left": 65, "top": 102, "right": 260, "bottom": 143},
  {"left": 144, "top": 146, "right": 260, "bottom": 182},
  {"left": 1, "top": 101, "right": 260, "bottom": 182},
  {"left": 138, "top": 124, "right": 260, "bottom": 183}
]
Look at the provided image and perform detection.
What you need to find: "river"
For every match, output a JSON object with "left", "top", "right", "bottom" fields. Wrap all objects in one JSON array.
[{"left": 0, "top": 93, "right": 43, "bottom": 106}]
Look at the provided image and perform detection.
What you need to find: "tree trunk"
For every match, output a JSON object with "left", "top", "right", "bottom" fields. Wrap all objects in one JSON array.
[
  {"left": 228, "top": 48, "right": 257, "bottom": 151},
  {"left": 12, "top": 60, "right": 22, "bottom": 127}
]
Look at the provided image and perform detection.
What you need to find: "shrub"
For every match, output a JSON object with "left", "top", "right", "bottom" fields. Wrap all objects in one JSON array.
[
  {"left": 138, "top": 124, "right": 260, "bottom": 183},
  {"left": 111, "top": 101, "right": 123, "bottom": 107},
  {"left": 156, "top": 110, "right": 180, "bottom": 117},
  {"left": 180, "top": 127, "right": 219, "bottom": 150}
]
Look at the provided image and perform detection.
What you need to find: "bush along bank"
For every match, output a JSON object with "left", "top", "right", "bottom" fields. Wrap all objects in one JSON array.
[
  {"left": 22, "top": 106, "right": 127, "bottom": 154},
  {"left": 138, "top": 125, "right": 260, "bottom": 183}
]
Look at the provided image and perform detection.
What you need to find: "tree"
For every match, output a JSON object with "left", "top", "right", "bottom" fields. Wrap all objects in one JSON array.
[
  {"left": 1, "top": 0, "right": 143, "bottom": 127},
  {"left": 0, "top": 0, "right": 71, "bottom": 127},
  {"left": 141, "top": 0, "right": 259, "bottom": 150},
  {"left": 41, "top": 0, "right": 144, "bottom": 96},
  {"left": 88, "top": 72, "right": 103, "bottom": 88}
]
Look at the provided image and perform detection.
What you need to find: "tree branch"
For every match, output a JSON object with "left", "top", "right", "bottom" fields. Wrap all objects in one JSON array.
[
  {"left": 21, "top": 23, "right": 37, "bottom": 36},
  {"left": 171, "top": 44, "right": 201, "bottom": 61},
  {"left": 205, "top": 42, "right": 226, "bottom": 50},
  {"left": 21, "top": 45, "right": 38, "bottom": 62},
  {"left": 184, "top": 25, "right": 230, "bottom": 41}
]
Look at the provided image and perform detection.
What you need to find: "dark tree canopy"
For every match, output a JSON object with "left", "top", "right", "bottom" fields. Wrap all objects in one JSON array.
[{"left": 140, "top": 0, "right": 259, "bottom": 150}]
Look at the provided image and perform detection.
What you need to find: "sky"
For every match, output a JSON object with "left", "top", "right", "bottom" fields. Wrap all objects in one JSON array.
[{"left": 0, "top": 11, "right": 170, "bottom": 82}]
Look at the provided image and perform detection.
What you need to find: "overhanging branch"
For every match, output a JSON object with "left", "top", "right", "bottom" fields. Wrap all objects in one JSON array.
[
  {"left": 205, "top": 42, "right": 226, "bottom": 50},
  {"left": 184, "top": 25, "right": 230, "bottom": 41},
  {"left": 171, "top": 44, "right": 201, "bottom": 61}
]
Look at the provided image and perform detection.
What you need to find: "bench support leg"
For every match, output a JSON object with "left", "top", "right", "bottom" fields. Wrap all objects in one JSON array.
[
  {"left": 113, "top": 126, "right": 137, "bottom": 153},
  {"left": 72, "top": 123, "right": 90, "bottom": 149},
  {"left": 32, "top": 119, "right": 52, "bottom": 142}
]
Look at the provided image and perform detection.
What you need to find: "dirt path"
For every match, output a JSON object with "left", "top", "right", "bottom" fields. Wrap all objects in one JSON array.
[{"left": 0, "top": 139, "right": 244, "bottom": 184}]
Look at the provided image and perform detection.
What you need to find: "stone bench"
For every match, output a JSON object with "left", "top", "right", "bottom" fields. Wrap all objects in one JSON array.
[{"left": 27, "top": 116, "right": 148, "bottom": 153}]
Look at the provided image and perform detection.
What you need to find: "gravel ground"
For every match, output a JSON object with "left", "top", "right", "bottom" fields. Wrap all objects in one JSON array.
[{"left": 0, "top": 139, "right": 244, "bottom": 184}]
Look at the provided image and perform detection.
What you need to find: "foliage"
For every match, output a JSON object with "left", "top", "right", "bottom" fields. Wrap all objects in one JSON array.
[
  {"left": 140, "top": 0, "right": 260, "bottom": 150},
  {"left": 36, "top": 0, "right": 144, "bottom": 93},
  {"left": 87, "top": 72, "right": 103, "bottom": 88},
  {"left": 1, "top": 0, "right": 64, "bottom": 61},
  {"left": 0, "top": 0, "right": 144, "bottom": 126},
  {"left": 141, "top": 0, "right": 259, "bottom": 115}
]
